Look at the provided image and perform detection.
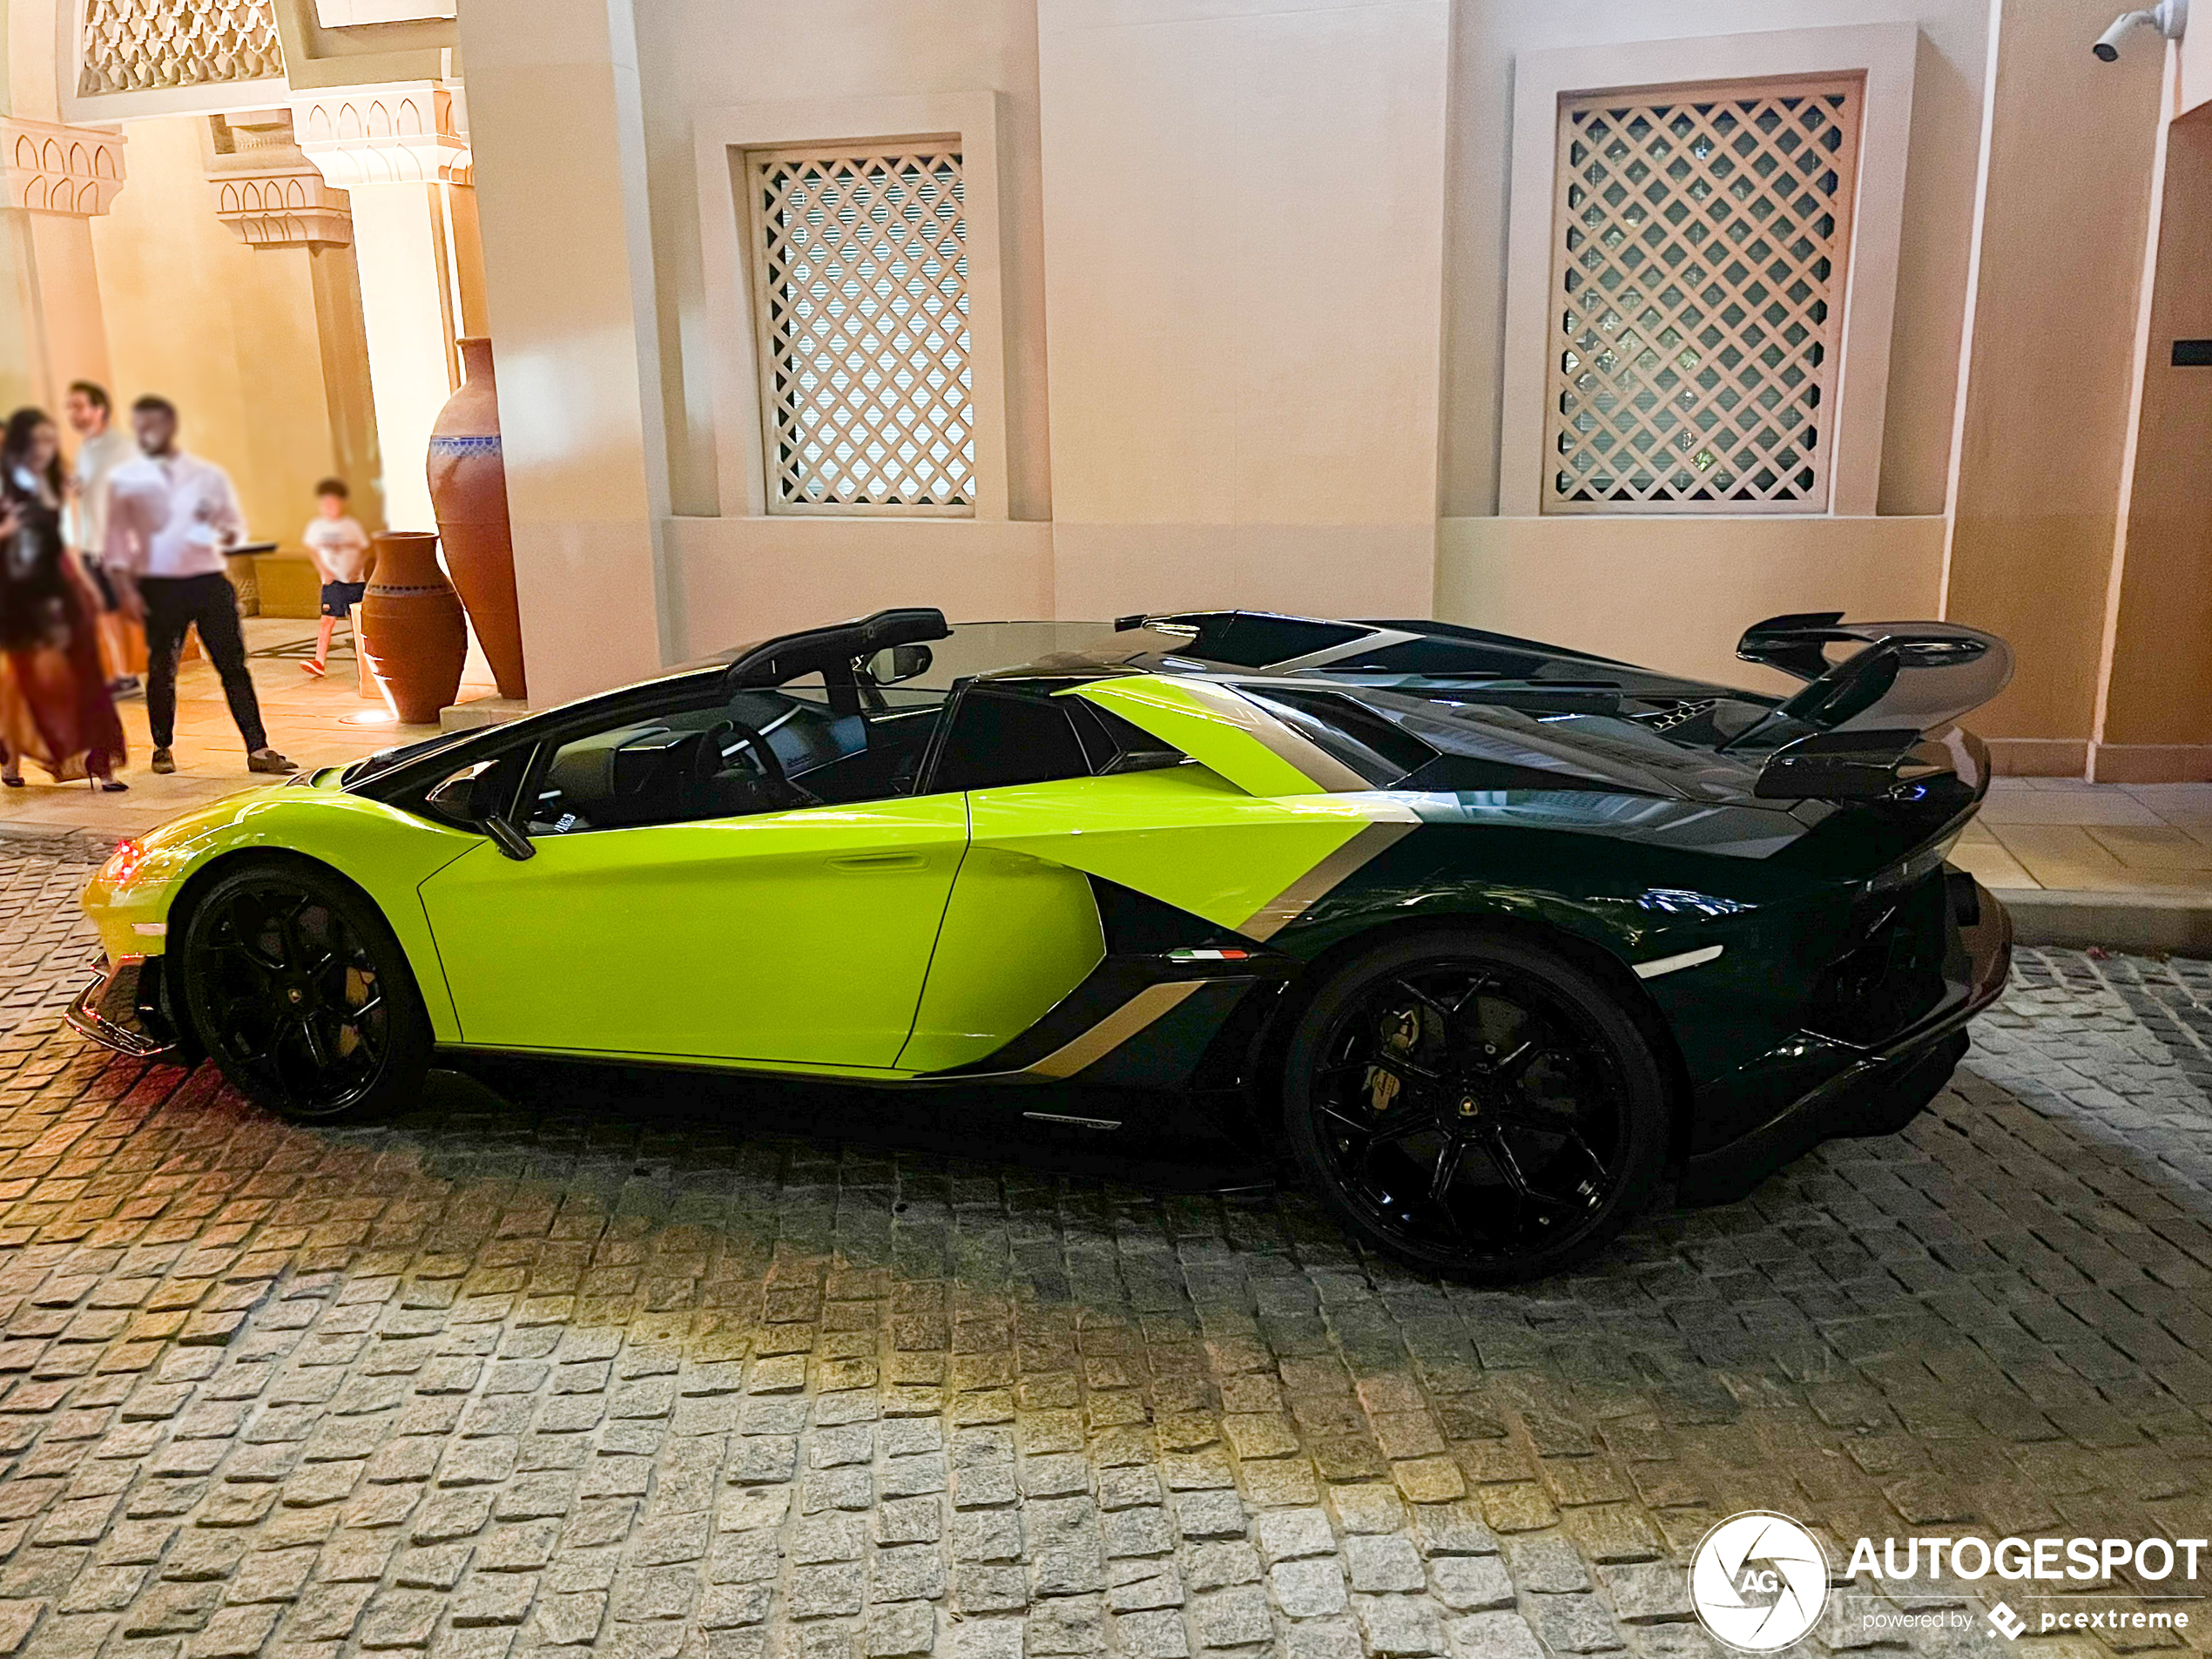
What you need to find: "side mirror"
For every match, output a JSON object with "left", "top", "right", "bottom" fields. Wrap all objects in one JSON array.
[
  {"left": 865, "top": 644, "right": 933, "bottom": 686},
  {"left": 425, "top": 770, "right": 488, "bottom": 823},
  {"left": 425, "top": 763, "right": 536, "bottom": 860}
]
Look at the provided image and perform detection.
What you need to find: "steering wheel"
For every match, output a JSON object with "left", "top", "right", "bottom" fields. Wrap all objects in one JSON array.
[{"left": 697, "top": 715, "right": 817, "bottom": 807}]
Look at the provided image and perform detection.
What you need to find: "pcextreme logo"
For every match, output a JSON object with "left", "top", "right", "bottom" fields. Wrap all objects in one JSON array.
[{"left": 1689, "top": 1512, "right": 1831, "bottom": 1651}]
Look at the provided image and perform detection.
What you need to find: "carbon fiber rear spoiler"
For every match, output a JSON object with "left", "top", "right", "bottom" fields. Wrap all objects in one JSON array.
[
  {"left": 1736, "top": 613, "right": 2012, "bottom": 735},
  {"left": 1730, "top": 613, "right": 2010, "bottom": 799}
]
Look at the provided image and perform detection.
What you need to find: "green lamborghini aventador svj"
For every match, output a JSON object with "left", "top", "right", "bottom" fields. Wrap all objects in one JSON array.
[{"left": 71, "top": 607, "right": 2013, "bottom": 1282}]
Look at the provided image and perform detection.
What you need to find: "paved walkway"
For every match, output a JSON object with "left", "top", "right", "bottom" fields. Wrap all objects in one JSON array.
[
  {"left": 0, "top": 620, "right": 452, "bottom": 849},
  {"left": 1958, "top": 781, "right": 2212, "bottom": 896},
  {"left": 0, "top": 845, "right": 2204, "bottom": 1657}
]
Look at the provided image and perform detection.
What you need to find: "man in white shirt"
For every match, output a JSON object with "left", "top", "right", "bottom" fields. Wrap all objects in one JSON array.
[
  {"left": 104, "top": 396, "right": 293, "bottom": 776},
  {"left": 64, "top": 381, "right": 138, "bottom": 696}
]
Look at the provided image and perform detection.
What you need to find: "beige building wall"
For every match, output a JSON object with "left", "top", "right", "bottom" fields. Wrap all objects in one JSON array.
[
  {"left": 91, "top": 117, "right": 349, "bottom": 552},
  {"left": 2095, "top": 103, "right": 2212, "bottom": 778},
  {"left": 343, "top": 181, "right": 458, "bottom": 534},
  {"left": 238, "top": 0, "right": 2200, "bottom": 761},
  {"left": 0, "top": 209, "right": 111, "bottom": 413},
  {"left": 635, "top": 0, "right": 1052, "bottom": 525},
  {"left": 1438, "top": 516, "right": 1948, "bottom": 695},
  {"left": 1440, "top": 0, "right": 1993, "bottom": 523},
  {"left": 461, "top": 0, "right": 674, "bottom": 704},
  {"left": 629, "top": 0, "right": 1995, "bottom": 673},
  {"left": 637, "top": 0, "right": 1451, "bottom": 644},
  {"left": 1036, "top": 0, "right": 1452, "bottom": 622},
  {"left": 1941, "top": 0, "right": 2166, "bottom": 770},
  {"left": 2182, "top": 1, "right": 2212, "bottom": 117},
  {"left": 0, "top": 0, "right": 115, "bottom": 416}
]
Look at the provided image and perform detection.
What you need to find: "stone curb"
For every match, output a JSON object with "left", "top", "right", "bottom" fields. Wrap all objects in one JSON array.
[
  {"left": 2000, "top": 887, "right": 2212, "bottom": 955},
  {"left": 0, "top": 824, "right": 121, "bottom": 861}
]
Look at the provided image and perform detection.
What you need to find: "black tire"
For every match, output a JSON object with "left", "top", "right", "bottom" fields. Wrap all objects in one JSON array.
[
  {"left": 1283, "top": 931, "right": 1669, "bottom": 1283},
  {"left": 176, "top": 858, "right": 431, "bottom": 1122}
]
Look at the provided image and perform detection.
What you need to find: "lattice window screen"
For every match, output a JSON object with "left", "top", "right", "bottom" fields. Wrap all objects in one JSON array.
[
  {"left": 748, "top": 147, "right": 974, "bottom": 514},
  {"left": 78, "top": 0, "right": 284, "bottom": 95},
  {"left": 1545, "top": 79, "right": 1862, "bottom": 514}
]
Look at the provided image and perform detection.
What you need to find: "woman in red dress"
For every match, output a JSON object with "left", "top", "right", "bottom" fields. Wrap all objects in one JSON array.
[{"left": 0, "top": 407, "right": 126, "bottom": 790}]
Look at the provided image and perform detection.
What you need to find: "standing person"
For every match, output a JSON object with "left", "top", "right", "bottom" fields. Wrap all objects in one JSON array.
[
  {"left": 0, "top": 408, "right": 127, "bottom": 790},
  {"left": 64, "top": 381, "right": 139, "bottom": 698},
  {"left": 299, "top": 477, "right": 370, "bottom": 679},
  {"left": 103, "top": 396, "right": 293, "bottom": 777}
]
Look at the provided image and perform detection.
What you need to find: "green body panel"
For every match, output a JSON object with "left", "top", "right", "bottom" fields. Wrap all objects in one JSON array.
[
  {"left": 896, "top": 843, "right": 1104, "bottom": 1072},
  {"left": 1066, "top": 677, "right": 1321, "bottom": 797},
  {"left": 897, "top": 764, "right": 1399, "bottom": 1072},
  {"left": 960, "top": 767, "right": 1381, "bottom": 934},
  {"left": 80, "top": 781, "right": 478, "bottom": 1042},
  {"left": 415, "top": 793, "right": 967, "bottom": 1067}
]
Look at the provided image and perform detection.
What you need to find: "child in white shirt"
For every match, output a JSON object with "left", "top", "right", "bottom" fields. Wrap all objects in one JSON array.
[{"left": 300, "top": 477, "right": 370, "bottom": 678}]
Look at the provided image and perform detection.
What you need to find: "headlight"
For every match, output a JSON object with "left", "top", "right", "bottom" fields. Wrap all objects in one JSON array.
[{"left": 99, "top": 839, "right": 150, "bottom": 888}]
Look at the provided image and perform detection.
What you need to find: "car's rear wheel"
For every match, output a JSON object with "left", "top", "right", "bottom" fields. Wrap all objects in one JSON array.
[
  {"left": 177, "top": 860, "right": 430, "bottom": 1122},
  {"left": 1282, "top": 932, "right": 1668, "bottom": 1282}
]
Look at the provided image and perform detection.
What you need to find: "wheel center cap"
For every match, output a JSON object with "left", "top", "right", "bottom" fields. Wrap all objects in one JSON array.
[
  {"left": 287, "top": 988, "right": 303, "bottom": 1005},
  {"left": 1457, "top": 1094, "right": 1480, "bottom": 1118}
]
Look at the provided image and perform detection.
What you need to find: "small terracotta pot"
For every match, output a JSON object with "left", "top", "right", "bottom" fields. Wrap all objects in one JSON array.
[
  {"left": 428, "top": 337, "right": 526, "bottom": 700},
  {"left": 360, "top": 530, "right": 466, "bottom": 725}
]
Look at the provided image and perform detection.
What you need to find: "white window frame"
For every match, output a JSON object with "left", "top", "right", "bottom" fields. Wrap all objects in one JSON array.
[
  {"left": 1498, "top": 24, "right": 1918, "bottom": 519},
  {"left": 696, "top": 91, "right": 1011, "bottom": 522}
]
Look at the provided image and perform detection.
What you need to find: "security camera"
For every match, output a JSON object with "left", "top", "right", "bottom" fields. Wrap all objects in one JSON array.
[{"left": 2094, "top": 0, "right": 2185, "bottom": 60}]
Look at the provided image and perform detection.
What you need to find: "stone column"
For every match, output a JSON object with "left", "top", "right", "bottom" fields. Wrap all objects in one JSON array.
[
  {"left": 290, "top": 82, "right": 475, "bottom": 534},
  {"left": 0, "top": 118, "right": 125, "bottom": 415},
  {"left": 455, "top": 0, "right": 672, "bottom": 705},
  {"left": 206, "top": 111, "right": 354, "bottom": 250},
  {"left": 203, "top": 108, "right": 382, "bottom": 563}
]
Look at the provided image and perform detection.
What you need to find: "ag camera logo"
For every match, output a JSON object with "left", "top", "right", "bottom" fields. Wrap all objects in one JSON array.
[{"left": 1690, "top": 1511, "right": 1831, "bottom": 1651}]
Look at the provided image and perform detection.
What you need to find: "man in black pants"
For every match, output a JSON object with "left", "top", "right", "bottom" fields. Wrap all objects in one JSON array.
[{"left": 103, "top": 397, "right": 293, "bottom": 776}]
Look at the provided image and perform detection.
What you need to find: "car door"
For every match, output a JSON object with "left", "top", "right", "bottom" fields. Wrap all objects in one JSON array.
[
  {"left": 415, "top": 691, "right": 966, "bottom": 1071},
  {"left": 896, "top": 683, "right": 1397, "bottom": 1074}
]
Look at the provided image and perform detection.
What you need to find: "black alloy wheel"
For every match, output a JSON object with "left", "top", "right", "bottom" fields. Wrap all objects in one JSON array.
[
  {"left": 177, "top": 860, "right": 430, "bottom": 1122},
  {"left": 1283, "top": 933, "right": 1668, "bottom": 1282}
]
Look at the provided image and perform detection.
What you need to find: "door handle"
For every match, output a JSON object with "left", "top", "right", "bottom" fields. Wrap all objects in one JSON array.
[{"left": 829, "top": 853, "right": 926, "bottom": 872}]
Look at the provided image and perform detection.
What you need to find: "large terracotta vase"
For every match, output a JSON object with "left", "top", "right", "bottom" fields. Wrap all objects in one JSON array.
[
  {"left": 428, "top": 336, "right": 527, "bottom": 699},
  {"left": 360, "top": 531, "right": 466, "bottom": 725}
]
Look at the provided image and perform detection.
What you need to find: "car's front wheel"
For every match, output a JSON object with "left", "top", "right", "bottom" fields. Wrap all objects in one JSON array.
[
  {"left": 177, "top": 858, "right": 430, "bottom": 1122},
  {"left": 1282, "top": 931, "right": 1669, "bottom": 1282}
]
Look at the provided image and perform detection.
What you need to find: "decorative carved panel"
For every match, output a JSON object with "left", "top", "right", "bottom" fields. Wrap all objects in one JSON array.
[
  {"left": 748, "top": 146, "right": 974, "bottom": 514},
  {"left": 1544, "top": 78, "right": 1863, "bottom": 514},
  {"left": 293, "top": 83, "right": 469, "bottom": 187},
  {"left": 208, "top": 111, "right": 348, "bottom": 246},
  {"left": 0, "top": 119, "right": 126, "bottom": 216},
  {"left": 77, "top": 0, "right": 284, "bottom": 97}
]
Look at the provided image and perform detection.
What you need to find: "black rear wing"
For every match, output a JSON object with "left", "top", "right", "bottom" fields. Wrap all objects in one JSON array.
[
  {"left": 1732, "top": 613, "right": 2010, "bottom": 801},
  {"left": 1737, "top": 612, "right": 2012, "bottom": 735}
]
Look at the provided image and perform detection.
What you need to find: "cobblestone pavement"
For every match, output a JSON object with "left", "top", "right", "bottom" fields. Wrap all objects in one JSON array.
[{"left": 0, "top": 846, "right": 2206, "bottom": 1659}]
